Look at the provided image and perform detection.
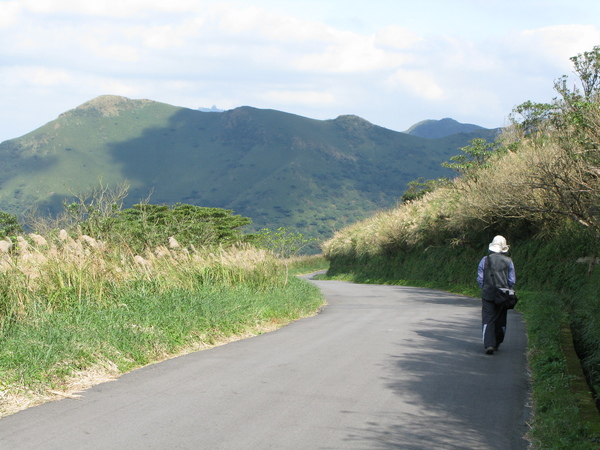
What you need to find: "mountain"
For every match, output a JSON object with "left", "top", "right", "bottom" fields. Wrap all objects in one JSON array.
[
  {"left": 406, "top": 118, "right": 499, "bottom": 139},
  {"left": 198, "top": 106, "right": 224, "bottom": 113},
  {"left": 0, "top": 95, "right": 499, "bottom": 248}
]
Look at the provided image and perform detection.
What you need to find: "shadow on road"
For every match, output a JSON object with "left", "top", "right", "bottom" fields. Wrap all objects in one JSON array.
[{"left": 338, "top": 287, "right": 531, "bottom": 449}]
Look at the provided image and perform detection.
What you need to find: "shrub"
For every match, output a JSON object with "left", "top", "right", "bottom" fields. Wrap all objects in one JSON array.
[{"left": 0, "top": 211, "right": 22, "bottom": 238}]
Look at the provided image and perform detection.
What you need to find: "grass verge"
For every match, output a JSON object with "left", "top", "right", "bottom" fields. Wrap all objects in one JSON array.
[
  {"left": 0, "top": 236, "right": 327, "bottom": 417},
  {"left": 284, "top": 254, "right": 330, "bottom": 276},
  {"left": 0, "top": 277, "right": 324, "bottom": 417}
]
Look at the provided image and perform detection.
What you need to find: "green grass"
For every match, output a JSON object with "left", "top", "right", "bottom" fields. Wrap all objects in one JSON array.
[
  {"left": 0, "top": 276, "right": 324, "bottom": 416},
  {"left": 285, "top": 254, "right": 330, "bottom": 276},
  {"left": 0, "top": 234, "right": 327, "bottom": 416},
  {"left": 525, "top": 291, "right": 600, "bottom": 449}
]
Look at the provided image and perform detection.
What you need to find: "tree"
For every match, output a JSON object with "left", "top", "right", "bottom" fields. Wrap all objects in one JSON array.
[
  {"left": 442, "top": 138, "right": 500, "bottom": 180},
  {"left": 569, "top": 45, "right": 600, "bottom": 99},
  {"left": 509, "top": 100, "right": 555, "bottom": 135},
  {"left": 65, "top": 180, "right": 130, "bottom": 239},
  {"left": 550, "top": 47, "right": 600, "bottom": 234},
  {"left": 0, "top": 211, "right": 22, "bottom": 238},
  {"left": 252, "top": 227, "right": 314, "bottom": 258},
  {"left": 107, "top": 203, "right": 252, "bottom": 252},
  {"left": 401, "top": 177, "right": 448, "bottom": 203}
]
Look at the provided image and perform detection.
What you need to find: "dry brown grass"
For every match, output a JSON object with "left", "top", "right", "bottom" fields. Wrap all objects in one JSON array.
[
  {"left": 0, "top": 235, "right": 297, "bottom": 417},
  {"left": 0, "top": 231, "right": 284, "bottom": 323},
  {"left": 0, "top": 221, "right": 328, "bottom": 419},
  {"left": 324, "top": 125, "right": 600, "bottom": 259}
]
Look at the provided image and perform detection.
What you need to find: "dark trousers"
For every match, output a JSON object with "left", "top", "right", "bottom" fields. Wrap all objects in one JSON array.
[{"left": 482, "top": 299, "right": 507, "bottom": 348}]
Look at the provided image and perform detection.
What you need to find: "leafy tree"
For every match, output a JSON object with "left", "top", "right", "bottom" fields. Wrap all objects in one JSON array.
[
  {"left": 553, "top": 47, "right": 600, "bottom": 153},
  {"left": 442, "top": 138, "right": 500, "bottom": 179},
  {"left": 401, "top": 177, "right": 448, "bottom": 203},
  {"left": 510, "top": 48, "right": 600, "bottom": 139},
  {"left": 26, "top": 181, "right": 253, "bottom": 251},
  {"left": 509, "top": 100, "right": 555, "bottom": 135},
  {"left": 0, "top": 211, "right": 22, "bottom": 238},
  {"left": 551, "top": 47, "right": 600, "bottom": 233},
  {"left": 569, "top": 45, "right": 600, "bottom": 99},
  {"left": 106, "top": 203, "right": 252, "bottom": 252},
  {"left": 252, "top": 227, "right": 315, "bottom": 258}
]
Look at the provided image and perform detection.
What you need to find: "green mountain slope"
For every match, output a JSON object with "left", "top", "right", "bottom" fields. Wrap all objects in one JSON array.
[
  {"left": 406, "top": 117, "right": 499, "bottom": 139},
  {"left": 0, "top": 95, "right": 496, "bottom": 245}
]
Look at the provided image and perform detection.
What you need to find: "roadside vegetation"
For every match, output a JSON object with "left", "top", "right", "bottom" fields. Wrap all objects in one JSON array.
[
  {"left": 0, "top": 191, "right": 326, "bottom": 417},
  {"left": 323, "top": 47, "right": 600, "bottom": 448}
]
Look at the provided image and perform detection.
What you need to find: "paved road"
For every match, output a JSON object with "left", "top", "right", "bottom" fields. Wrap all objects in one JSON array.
[{"left": 0, "top": 276, "right": 531, "bottom": 449}]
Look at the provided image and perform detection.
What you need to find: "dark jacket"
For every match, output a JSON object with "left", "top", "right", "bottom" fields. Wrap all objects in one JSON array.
[{"left": 479, "top": 252, "right": 515, "bottom": 301}]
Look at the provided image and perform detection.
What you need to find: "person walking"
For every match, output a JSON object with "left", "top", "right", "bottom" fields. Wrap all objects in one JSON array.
[{"left": 477, "top": 235, "right": 516, "bottom": 355}]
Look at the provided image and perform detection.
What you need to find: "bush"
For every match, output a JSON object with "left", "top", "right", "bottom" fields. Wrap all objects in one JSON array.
[
  {"left": 0, "top": 211, "right": 22, "bottom": 238},
  {"left": 96, "top": 203, "right": 252, "bottom": 252}
]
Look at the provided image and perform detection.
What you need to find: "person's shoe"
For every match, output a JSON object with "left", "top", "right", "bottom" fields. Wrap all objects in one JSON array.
[{"left": 485, "top": 347, "right": 495, "bottom": 355}]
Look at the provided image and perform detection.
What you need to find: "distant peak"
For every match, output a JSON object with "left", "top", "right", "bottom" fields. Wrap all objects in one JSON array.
[
  {"left": 72, "top": 95, "right": 154, "bottom": 117},
  {"left": 335, "top": 114, "right": 370, "bottom": 122},
  {"left": 198, "top": 105, "right": 224, "bottom": 113},
  {"left": 405, "top": 118, "right": 485, "bottom": 139},
  {"left": 332, "top": 114, "right": 374, "bottom": 128}
]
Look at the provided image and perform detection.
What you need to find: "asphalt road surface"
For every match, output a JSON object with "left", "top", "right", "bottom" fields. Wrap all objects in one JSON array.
[{"left": 0, "top": 275, "right": 531, "bottom": 449}]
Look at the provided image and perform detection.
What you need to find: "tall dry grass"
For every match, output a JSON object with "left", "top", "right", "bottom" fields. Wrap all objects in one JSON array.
[
  {"left": 0, "top": 230, "right": 325, "bottom": 417},
  {"left": 322, "top": 183, "right": 464, "bottom": 258},
  {"left": 323, "top": 125, "right": 600, "bottom": 260},
  {"left": 0, "top": 231, "right": 286, "bottom": 326}
]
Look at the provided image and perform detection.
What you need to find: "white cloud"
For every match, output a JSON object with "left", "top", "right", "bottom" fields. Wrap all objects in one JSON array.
[
  {"left": 435, "top": 37, "right": 502, "bottom": 73},
  {"left": 295, "top": 32, "right": 409, "bottom": 73},
  {"left": 260, "top": 89, "right": 336, "bottom": 106},
  {"left": 213, "top": 4, "right": 332, "bottom": 44},
  {"left": 94, "top": 78, "right": 141, "bottom": 97},
  {"left": 519, "top": 24, "right": 600, "bottom": 67},
  {"left": 375, "top": 26, "right": 422, "bottom": 50},
  {"left": 215, "top": 5, "right": 274, "bottom": 35},
  {"left": 81, "top": 35, "right": 141, "bottom": 62},
  {"left": 386, "top": 69, "right": 445, "bottom": 100},
  {"left": 0, "top": 2, "right": 21, "bottom": 28},
  {"left": 1, "top": 66, "right": 73, "bottom": 87},
  {"left": 21, "top": 0, "right": 201, "bottom": 17},
  {"left": 129, "top": 24, "right": 189, "bottom": 50}
]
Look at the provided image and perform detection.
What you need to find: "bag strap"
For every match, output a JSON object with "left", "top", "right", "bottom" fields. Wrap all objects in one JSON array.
[{"left": 485, "top": 254, "right": 496, "bottom": 289}]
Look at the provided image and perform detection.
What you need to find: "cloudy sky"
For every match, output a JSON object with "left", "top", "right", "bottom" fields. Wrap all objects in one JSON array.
[{"left": 1, "top": 0, "right": 600, "bottom": 143}]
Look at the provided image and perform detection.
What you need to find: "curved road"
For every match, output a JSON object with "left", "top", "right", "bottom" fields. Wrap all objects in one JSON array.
[{"left": 0, "top": 275, "right": 531, "bottom": 449}]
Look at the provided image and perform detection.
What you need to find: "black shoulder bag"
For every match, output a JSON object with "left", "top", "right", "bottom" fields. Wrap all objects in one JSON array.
[{"left": 485, "top": 255, "right": 518, "bottom": 310}]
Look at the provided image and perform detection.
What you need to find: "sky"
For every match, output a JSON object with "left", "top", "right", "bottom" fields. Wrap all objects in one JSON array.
[{"left": 1, "top": 0, "right": 600, "bottom": 143}]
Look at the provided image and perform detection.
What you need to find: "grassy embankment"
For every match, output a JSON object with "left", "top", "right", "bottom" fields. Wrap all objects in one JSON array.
[
  {"left": 322, "top": 74, "right": 600, "bottom": 447},
  {"left": 0, "top": 232, "right": 327, "bottom": 417}
]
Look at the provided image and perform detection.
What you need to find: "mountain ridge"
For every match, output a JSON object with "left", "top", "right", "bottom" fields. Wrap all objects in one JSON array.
[
  {"left": 406, "top": 117, "right": 499, "bottom": 139},
  {"left": 0, "top": 95, "right": 500, "bottom": 248}
]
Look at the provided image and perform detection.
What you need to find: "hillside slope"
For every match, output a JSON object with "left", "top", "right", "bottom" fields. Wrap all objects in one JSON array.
[
  {"left": 0, "top": 95, "right": 495, "bottom": 243},
  {"left": 406, "top": 117, "right": 499, "bottom": 139}
]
